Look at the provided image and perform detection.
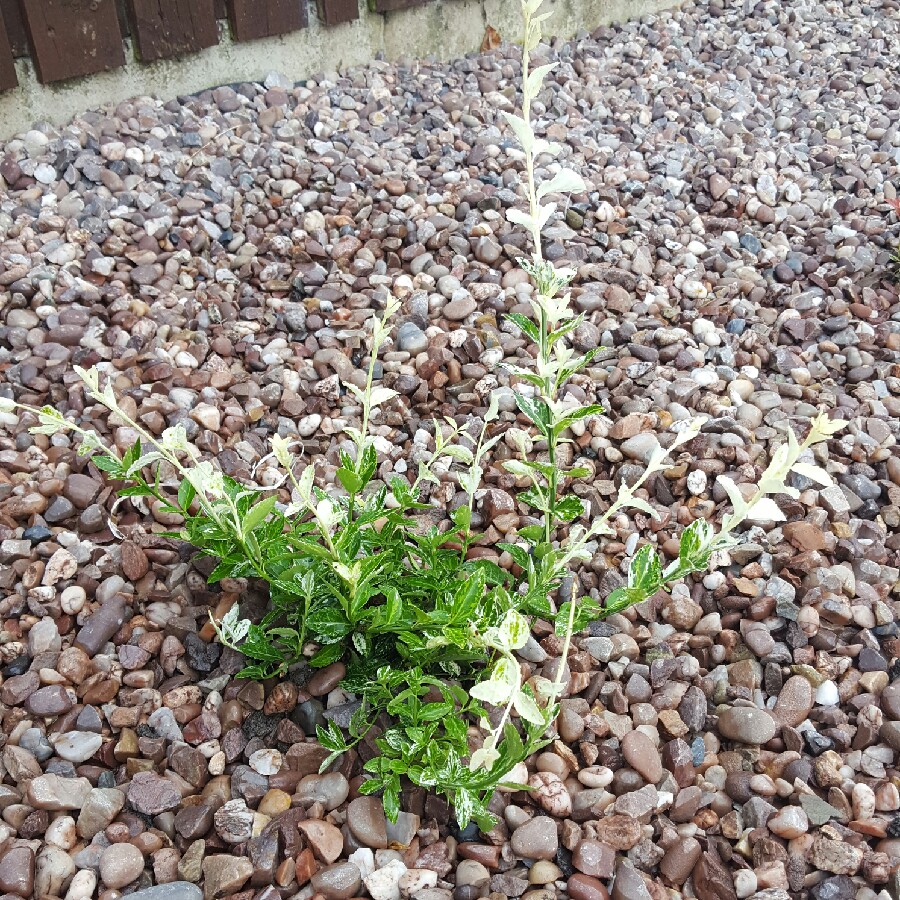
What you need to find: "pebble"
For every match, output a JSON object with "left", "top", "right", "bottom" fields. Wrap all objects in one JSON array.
[
  {"left": 99, "top": 843, "right": 145, "bottom": 889},
  {"left": 717, "top": 707, "right": 777, "bottom": 744},
  {"left": 621, "top": 730, "right": 663, "bottom": 783},
  {"left": 510, "top": 817, "right": 558, "bottom": 860}
]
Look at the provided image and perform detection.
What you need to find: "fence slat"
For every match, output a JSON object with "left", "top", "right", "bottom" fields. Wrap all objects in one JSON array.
[
  {"left": 227, "top": 0, "right": 307, "bottom": 42},
  {"left": 0, "top": 11, "right": 16, "bottom": 91},
  {"left": 373, "top": 0, "right": 432, "bottom": 10},
  {"left": 318, "top": 0, "right": 358, "bottom": 25},
  {"left": 21, "top": 0, "right": 125, "bottom": 84},
  {"left": 116, "top": 0, "right": 131, "bottom": 35},
  {"left": 0, "top": 0, "right": 28, "bottom": 57},
  {"left": 127, "top": 0, "right": 218, "bottom": 62}
]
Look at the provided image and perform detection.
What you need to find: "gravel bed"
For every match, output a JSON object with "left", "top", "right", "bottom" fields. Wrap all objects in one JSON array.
[{"left": 1, "top": 0, "right": 900, "bottom": 898}]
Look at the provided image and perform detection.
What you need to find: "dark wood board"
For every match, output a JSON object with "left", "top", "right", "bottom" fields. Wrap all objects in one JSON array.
[
  {"left": 0, "top": 11, "right": 16, "bottom": 90},
  {"left": 116, "top": 0, "right": 131, "bottom": 35},
  {"left": 0, "top": 0, "right": 28, "bottom": 57},
  {"left": 226, "top": 0, "right": 307, "bottom": 42},
  {"left": 373, "top": 0, "right": 432, "bottom": 10},
  {"left": 20, "top": 0, "right": 125, "bottom": 84},
  {"left": 127, "top": 0, "right": 218, "bottom": 61},
  {"left": 318, "top": 0, "right": 358, "bottom": 25}
]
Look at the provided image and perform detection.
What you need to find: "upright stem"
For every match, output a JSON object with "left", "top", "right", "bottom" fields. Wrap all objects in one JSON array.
[
  {"left": 521, "top": 15, "right": 543, "bottom": 265},
  {"left": 550, "top": 576, "right": 575, "bottom": 697}
]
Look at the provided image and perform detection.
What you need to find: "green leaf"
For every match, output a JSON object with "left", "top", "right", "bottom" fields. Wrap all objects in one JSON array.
[
  {"left": 420, "top": 702, "right": 455, "bottom": 721},
  {"left": 316, "top": 722, "right": 346, "bottom": 752},
  {"left": 381, "top": 586, "right": 401, "bottom": 626},
  {"left": 307, "top": 606, "right": 352, "bottom": 643},
  {"left": 357, "top": 779, "right": 382, "bottom": 796},
  {"left": 604, "top": 586, "right": 645, "bottom": 616},
  {"left": 518, "top": 524, "right": 544, "bottom": 544},
  {"left": 513, "top": 392, "right": 551, "bottom": 436},
  {"left": 310, "top": 643, "right": 344, "bottom": 668},
  {"left": 520, "top": 486, "right": 550, "bottom": 514},
  {"left": 454, "top": 788, "right": 476, "bottom": 830},
  {"left": 122, "top": 439, "right": 142, "bottom": 472},
  {"left": 337, "top": 468, "right": 363, "bottom": 495},
  {"left": 553, "top": 404, "right": 605, "bottom": 436},
  {"left": 358, "top": 443, "right": 378, "bottom": 487},
  {"left": 556, "top": 598, "right": 601, "bottom": 635},
  {"left": 513, "top": 687, "right": 545, "bottom": 726},
  {"left": 383, "top": 777, "right": 401, "bottom": 823},
  {"left": 506, "top": 312, "right": 540, "bottom": 342},
  {"left": 93, "top": 455, "right": 123, "bottom": 475},
  {"left": 177, "top": 478, "right": 196, "bottom": 512},
  {"left": 241, "top": 626, "right": 287, "bottom": 663},
  {"left": 497, "top": 609, "right": 530, "bottom": 651},
  {"left": 554, "top": 495, "right": 586, "bottom": 523},
  {"left": 679, "top": 518, "right": 713, "bottom": 568},
  {"left": 452, "top": 504, "right": 472, "bottom": 533},
  {"left": 498, "top": 542, "right": 530, "bottom": 570},
  {"left": 628, "top": 544, "right": 662, "bottom": 594},
  {"left": 116, "top": 485, "right": 155, "bottom": 499},
  {"left": 242, "top": 495, "right": 277, "bottom": 539},
  {"left": 450, "top": 570, "right": 485, "bottom": 625}
]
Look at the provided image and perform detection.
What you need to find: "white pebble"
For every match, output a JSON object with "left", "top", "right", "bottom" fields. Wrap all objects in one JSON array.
[
  {"left": 298, "top": 414, "right": 322, "bottom": 436},
  {"left": 816, "top": 680, "right": 839, "bottom": 706}
]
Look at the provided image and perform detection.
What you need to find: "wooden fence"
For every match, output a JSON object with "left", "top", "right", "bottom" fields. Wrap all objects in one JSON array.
[{"left": 0, "top": 0, "right": 431, "bottom": 93}]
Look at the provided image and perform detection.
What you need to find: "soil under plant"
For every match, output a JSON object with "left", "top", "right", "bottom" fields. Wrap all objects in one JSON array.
[{"left": 0, "top": 0, "right": 899, "bottom": 898}]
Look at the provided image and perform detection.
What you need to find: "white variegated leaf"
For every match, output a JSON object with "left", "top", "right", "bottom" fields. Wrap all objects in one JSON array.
[
  {"left": 298, "top": 464, "right": 315, "bottom": 501},
  {"left": 537, "top": 168, "right": 587, "bottom": 199},
  {"left": 718, "top": 475, "right": 748, "bottom": 517},
  {"left": 470, "top": 676, "right": 513, "bottom": 706},
  {"left": 791, "top": 462, "right": 833, "bottom": 488},
  {"left": 749, "top": 497, "right": 786, "bottom": 522},
  {"left": 525, "top": 62, "right": 557, "bottom": 97},
  {"left": 502, "top": 460, "right": 530, "bottom": 477},
  {"left": 485, "top": 391, "right": 500, "bottom": 422},
  {"left": 344, "top": 382, "right": 365, "bottom": 403},
  {"left": 501, "top": 111, "right": 535, "bottom": 153},
  {"left": 507, "top": 208, "right": 536, "bottom": 231},
  {"left": 369, "top": 387, "right": 398, "bottom": 407},
  {"left": 468, "top": 745, "right": 500, "bottom": 772},
  {"left": 626, "top": 496, "right": 660, "bottom": 520},
  {"left": 498, "top": 610, "right": 530, "bottom": 651},
  {"left": 537, "top": 202, "right": 556, "bottom": 229},
  {"left": 646, "top": 445, "right": 668, "bottom": 473},
  {"left": 125, "top": 452, "right": 164, "bottom": 477},
  {"left": 532, "top": 139, "right": 562, "bottom": 157},
  {"left": 513, "top": 689, "right": 545, "bottom": 726},
  {"left": 442, "top": 445, "right": 474, "bottom": 464}
]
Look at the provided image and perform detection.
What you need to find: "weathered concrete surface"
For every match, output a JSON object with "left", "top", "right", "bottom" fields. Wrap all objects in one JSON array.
[{"left": 0, "top": 0, "right": 680, "bottom": 141}]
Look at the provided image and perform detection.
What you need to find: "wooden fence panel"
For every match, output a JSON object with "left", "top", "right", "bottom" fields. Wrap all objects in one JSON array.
[
  {"left": 318, "top": 0, "right": 358, "bottom": 25},
  {"left": 21, "top": 0, "right": 125, "bottom": 84},
  {"left": 373, "top": 0, "right": 432, "bottom": 10},
  {"left": 214, "top": 0, "right": 227, "bottom": 18},
  {"left": 227, "top": 0, "right": 307, "bottom": 41},
  {"left": 0, "top": 0, "right": 28, "bottom": 57},
  {"left": 127, "top": 0, "right": 218, "bottom": 61},
  {"left": 0, "top": 12, "right": 16, "bottom": 90}
]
